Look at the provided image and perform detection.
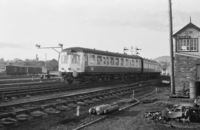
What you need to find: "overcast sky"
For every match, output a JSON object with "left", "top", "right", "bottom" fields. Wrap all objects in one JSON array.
[{"left": 1, "top": 0, "right": 200, "bottom": 61}]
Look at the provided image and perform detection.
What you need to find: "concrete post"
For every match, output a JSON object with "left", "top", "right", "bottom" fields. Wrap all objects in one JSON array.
[{"left": 189, "top": 80, "right": 196, "bottom": 99}]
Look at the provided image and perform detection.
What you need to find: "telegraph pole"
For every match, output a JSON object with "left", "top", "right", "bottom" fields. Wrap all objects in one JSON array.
[{"left": 169, "top": 0, "right": 175, "bottom": 94}]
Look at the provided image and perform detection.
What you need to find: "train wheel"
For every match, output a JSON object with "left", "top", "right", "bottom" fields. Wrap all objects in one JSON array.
[
  {"left": 66, "top": 79, "right": 73, "bottom": 84},
  {"left": 79, "top": 77, "right": 86, "bottom": 84}
]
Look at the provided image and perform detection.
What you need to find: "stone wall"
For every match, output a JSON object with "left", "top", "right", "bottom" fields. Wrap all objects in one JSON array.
[{"left": 174, "top": 54, "right": 198, "bottom": 93}]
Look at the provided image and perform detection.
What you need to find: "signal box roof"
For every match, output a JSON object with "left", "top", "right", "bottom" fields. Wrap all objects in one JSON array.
[
  {"left": 173, "top": 22, "right": 200, "bottom": 37},
  {"left": 62, "top": 47, "right": 142, "bottom": 59}
]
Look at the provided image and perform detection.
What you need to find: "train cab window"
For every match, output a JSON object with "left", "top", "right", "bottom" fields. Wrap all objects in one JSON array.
[
  {"left": 115, "top": 58, "right": 119, "bottom": 66},
  {"left": 107, "top": 57, "right": 110, "bottom": 65},
  {"left": 110, "top": 57, "right": 114, "bottom": 65},
  {"left": 89, "top": 54, "right": 96, "bottom": 65},
  {"left": 61, "top": 55, "right": 68, "bottom": 64},
  {"left": 103, "top": 56, "right": 106, "bottom": 65},
  {"left": 71, "top": 54, "right": 80, "bottom": 64},
  {"left": 97, "top": 56, "right": 102, "bottom": 65},
  {"left": 121, "top": 58, "right": 124, "bottom": 66}
]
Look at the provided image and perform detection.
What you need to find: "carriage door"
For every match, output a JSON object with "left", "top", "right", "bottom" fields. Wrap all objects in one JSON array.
[{"left": 197, "top": 65, "right": 200, "bottom": 81}]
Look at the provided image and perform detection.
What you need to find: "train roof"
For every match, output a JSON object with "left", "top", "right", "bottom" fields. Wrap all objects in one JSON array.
[{"left": 62, "top": 47, "right": 142, "bottom": 59}]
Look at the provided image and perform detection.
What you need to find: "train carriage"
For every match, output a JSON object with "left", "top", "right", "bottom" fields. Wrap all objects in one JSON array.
[
  {"left": 19, "top": 66, "right": 26, "bottom": 75},
  {"left": 6, "top": 65, "right": 42, "bottom": 75},
  {"left": 59, "top": 47, "right": 160, "bottom": 84},
  {"left": 6, "top": 65, "right": 17, "bottom": 75},
  {"left": 143, "top": 59, "right": 161, "bottom": 72}
]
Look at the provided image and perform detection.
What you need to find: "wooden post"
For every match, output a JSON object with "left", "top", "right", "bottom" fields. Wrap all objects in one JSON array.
[{"left": 169, "top": 0, "right": 175, "bottom": 94}]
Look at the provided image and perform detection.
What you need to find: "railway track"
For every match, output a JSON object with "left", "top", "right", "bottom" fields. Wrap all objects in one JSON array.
[
  {"left": 0, "top": 78, "right": 58, "bottom": 86},
  {"left": 0, "top": 78, "right": 146, "bottom": 101},
  {"left": 0, "top": 80, "right": 131, "bottom": 101},
  {"left": 0, "top": 80, "right": 159, "bottom": 129}
]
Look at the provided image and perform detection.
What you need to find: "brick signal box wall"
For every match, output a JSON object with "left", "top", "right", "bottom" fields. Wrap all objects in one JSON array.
[{"left": 174, "top": 54, "right": 198, "bottom": 92}]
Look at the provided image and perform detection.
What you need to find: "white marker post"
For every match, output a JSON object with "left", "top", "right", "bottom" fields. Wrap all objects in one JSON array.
[
  {"left": 76, "top": 106, "right": 80, "bottom": 116},
  {"left": 156, "top": 88, "right": 158, "bottom": 94},
  {"left": 132, "top": 90, "right": 135, "bottom": 100}
]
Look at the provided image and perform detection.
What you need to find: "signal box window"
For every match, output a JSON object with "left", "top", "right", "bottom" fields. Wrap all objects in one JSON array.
[{"left": 177, "top": 38, "right": 198, "bottom": 52}]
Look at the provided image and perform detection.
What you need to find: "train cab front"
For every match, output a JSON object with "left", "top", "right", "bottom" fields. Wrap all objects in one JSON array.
[{"left": 59, "top": 50, "right": 84, "bottom": 84}]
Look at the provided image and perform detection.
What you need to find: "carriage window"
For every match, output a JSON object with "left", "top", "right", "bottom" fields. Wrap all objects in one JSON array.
[
  {"left": 89, "top": 54, "right": 96, "bottom": 65},
  {"left": 121, "top": 58, "right": 124, "bottom": 66},
  {"left": 61, "top": 55, "right": 68, "bottom": 64},
  {"left": 84, "top": 54, "right": 88, "bottom": 65},
  {"left": 107, "top": 57, "right": 110, "bottom": 65},
  {"left": 126, "top": 59, "right": 128, "bottom": 66},
  {"left": 72, "top": 54, "right": 80, "bottom": 64},
  {"left": 97, "top": 56, "right": 102, "bottom": 65},
  {"left": 110, "top": 57, "right": 114, "bottom": 65},
  {"left": 129, "top": 59, "right": 131, "bottom": 66},
  {"left": 115, "top": 58, "right": 119, "bottom": 66},
  {"left": 132, "top": 59, "right": 134, "bottom": 66},
  {"left": 103, "top": 57, "right": 106, "bottom": 65}
]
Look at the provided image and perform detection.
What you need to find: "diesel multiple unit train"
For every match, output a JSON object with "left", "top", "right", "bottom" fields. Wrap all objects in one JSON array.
[{"left": 59, "top": 47, "right": 162, "bottom": 84}]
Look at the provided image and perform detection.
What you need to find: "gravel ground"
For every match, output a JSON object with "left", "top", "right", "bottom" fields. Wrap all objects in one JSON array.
[
  {"left": 4, "top": 82, "right": 194, "bottom": 130},
  {"left": 0, "top": 83, "right": 141, "bottom": 130},
  {"left": 76, "top": 86, "right": 200, "bottom": 130}
]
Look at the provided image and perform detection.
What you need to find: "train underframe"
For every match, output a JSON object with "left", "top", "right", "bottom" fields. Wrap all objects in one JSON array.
[{"left": 60, "top": 72, "right": 160, "bottom": 84}]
